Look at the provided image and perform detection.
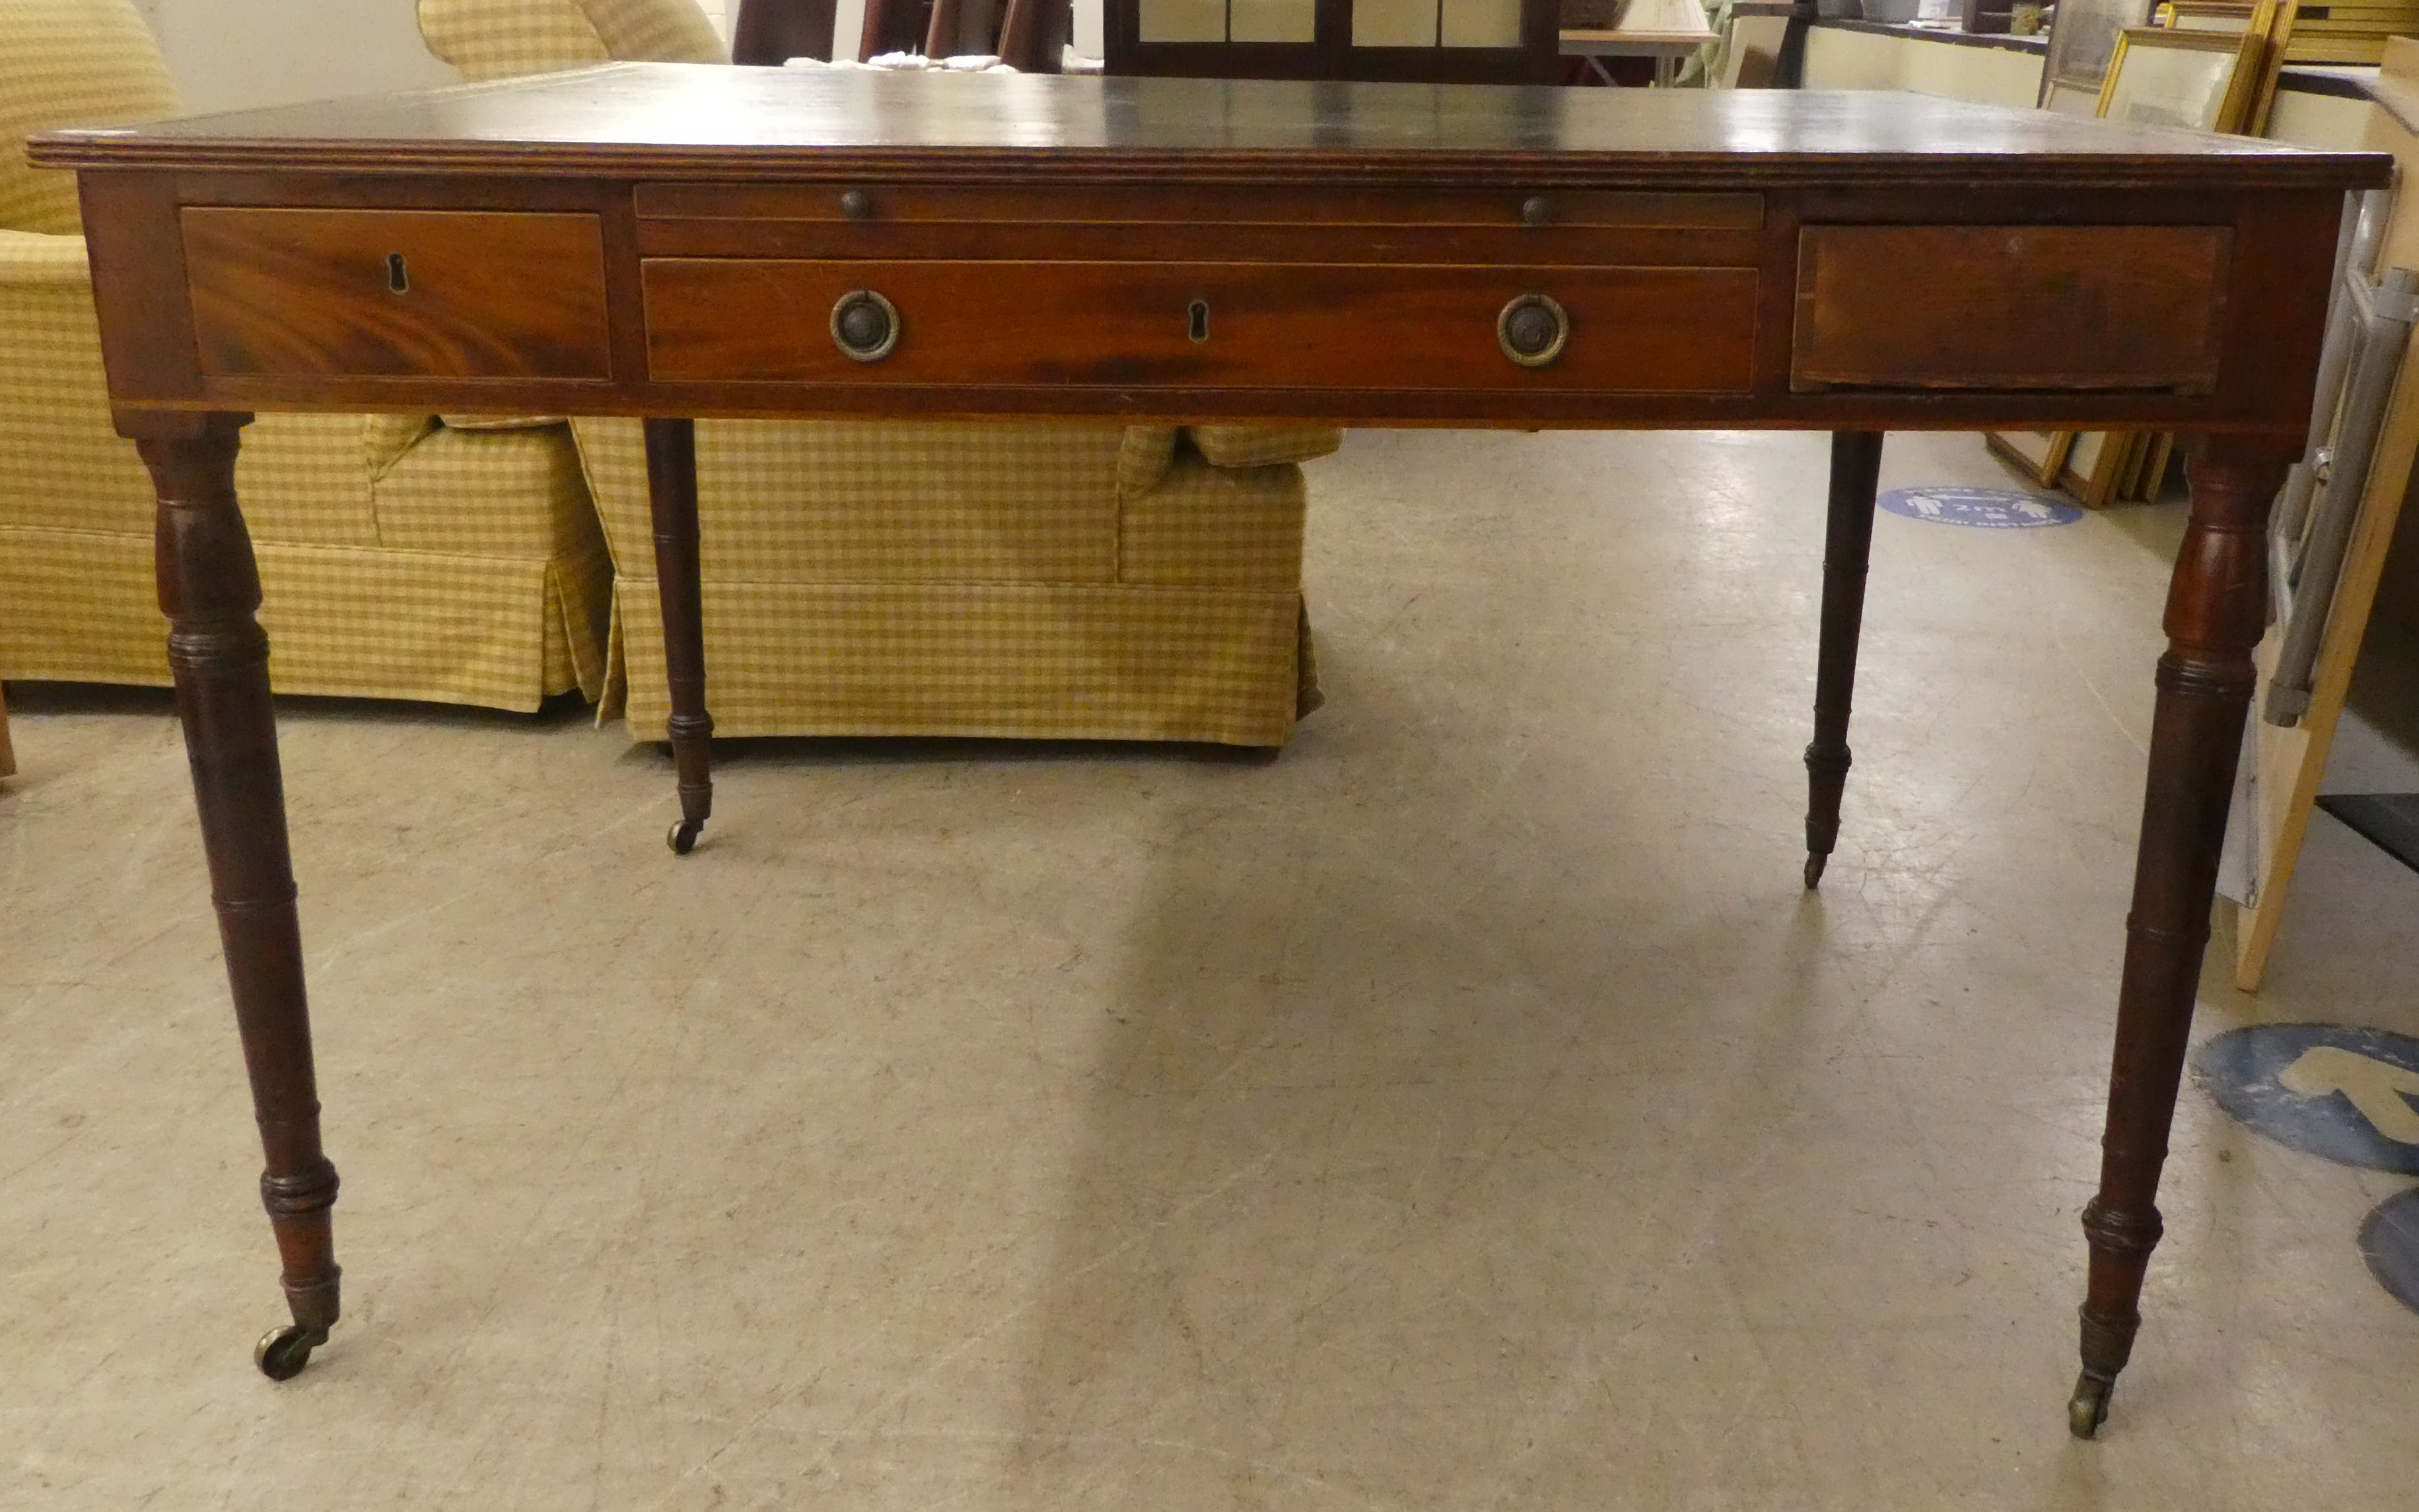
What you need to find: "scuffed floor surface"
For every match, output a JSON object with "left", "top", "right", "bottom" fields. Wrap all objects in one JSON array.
[{"left": 4, "top": 430, "right": 2416, "bottom": 1510}]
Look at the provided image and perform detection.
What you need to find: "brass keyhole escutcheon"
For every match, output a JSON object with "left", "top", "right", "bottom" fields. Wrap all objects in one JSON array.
[
  {"left": 1187, "top": 299, "right": 1210, "bottom": 343},
  {"left": 385, "top": 252, "right": 409, "bottom": 294},
  {"left": 1496, "top": 293, "right": 1568, "bottom": 368},
  {"left": 829, "top": 289, "right": 901, "bottom": 362}
]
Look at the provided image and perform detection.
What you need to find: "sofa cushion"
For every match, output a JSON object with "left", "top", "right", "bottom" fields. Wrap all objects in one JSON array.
[{"left": 417, "top": 0, "right": 724, "bottom": 82}]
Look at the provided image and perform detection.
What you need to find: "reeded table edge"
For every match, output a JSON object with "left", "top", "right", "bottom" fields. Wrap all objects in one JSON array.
[{"left": 26, "top": 133, "right": 2394, "bottom": 190}]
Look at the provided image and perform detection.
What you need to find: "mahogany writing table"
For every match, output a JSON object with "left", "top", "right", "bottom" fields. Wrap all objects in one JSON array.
[{"left": 30, "top": 66, "right": 2388, "bottom": 1436}]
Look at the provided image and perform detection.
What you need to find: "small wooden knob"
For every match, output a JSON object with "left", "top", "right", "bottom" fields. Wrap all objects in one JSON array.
[
  {"left": 839, "top": 189, "right": 873, "bottom": 220},
  {"left": 1520, "top": 195, "right": 1552, "bottom": 226}
]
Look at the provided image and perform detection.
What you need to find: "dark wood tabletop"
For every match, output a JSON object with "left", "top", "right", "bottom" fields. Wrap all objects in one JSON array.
[{"left": 32, "top": 63, "right": 2381, "bottom": 186}]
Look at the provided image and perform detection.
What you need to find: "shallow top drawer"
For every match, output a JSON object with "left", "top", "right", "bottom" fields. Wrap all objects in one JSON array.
[
  {"left": 633, "top": 182, "right": 1763, "bottom": 230},
  {"left": 182, "top": 208, "right": 612, "bottom": 381}
]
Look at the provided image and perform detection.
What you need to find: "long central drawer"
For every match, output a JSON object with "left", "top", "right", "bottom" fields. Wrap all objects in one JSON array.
[{"left": 641, "top": 259, "right": 1761, "bottom": 392}]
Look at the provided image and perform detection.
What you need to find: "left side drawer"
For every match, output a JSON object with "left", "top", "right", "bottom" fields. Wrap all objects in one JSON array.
[{"left": 182, "top": 209, "right": 612, "bottom": 380}]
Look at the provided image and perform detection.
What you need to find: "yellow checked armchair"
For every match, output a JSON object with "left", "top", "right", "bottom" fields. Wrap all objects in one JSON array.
[{"left": 0, "top": 0, "right": 610, "bottom": 712}]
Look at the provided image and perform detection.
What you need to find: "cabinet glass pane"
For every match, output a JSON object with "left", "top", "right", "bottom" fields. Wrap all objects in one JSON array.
[
  {"left": 1439, "top": 0, "right": 1523, "bottom": 45},
  {"left": 1138, "top": 0, "right": 1228, "bottom": 41},
  {"left": 1354, "top": 0, "right": 1440, "bottom": 45},
  {"left": 1232, "top": 0, "right": 1317, "bottom": 40}
]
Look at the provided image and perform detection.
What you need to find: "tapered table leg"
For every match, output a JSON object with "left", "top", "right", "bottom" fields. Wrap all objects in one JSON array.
[
  {"left": 131, "top": 411, "right": 340, "bottom": 1380},
  {"left": 645, "top": 418, "right": 714, "bottom": 854},
  {"left": 1804, "top": 430, "right": 1883, "bottom": 888},
  {"left": 2068, "top": 434, "right": 2293, "bottom": 1439}
]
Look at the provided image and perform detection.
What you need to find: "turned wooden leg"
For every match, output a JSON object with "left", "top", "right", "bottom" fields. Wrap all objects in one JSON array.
[
  {"left": 2069, "top": 434, "right": 2292, "bottom": 1439},
  {"left": 132, "top": 411, "right": 339, "bottom": 1381},
  {"left": 645, "top": 418, "right": 714, "bottom": 854},
  {"left": 1804, "top": 430, "right": 1883, "bottom": 889}
]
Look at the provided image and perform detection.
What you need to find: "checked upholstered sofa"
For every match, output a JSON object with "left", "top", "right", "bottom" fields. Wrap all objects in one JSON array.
[
  {"left": 419, "top": 0, "right": 1341, "bottom": 745},
  {"left": 0, "top": 0, "right": 611, "bottom": 712}
]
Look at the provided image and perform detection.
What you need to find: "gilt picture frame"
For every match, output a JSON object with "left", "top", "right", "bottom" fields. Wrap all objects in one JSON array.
[
  {"left": 2096, "top": 26, "right": 2261, "bottom": 133},
  {"left": 2039, "top": 0, "right": 2158, "bottom": 113}
]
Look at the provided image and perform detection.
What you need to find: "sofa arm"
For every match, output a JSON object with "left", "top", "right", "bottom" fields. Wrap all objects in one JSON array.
[
  {"left": 0, "top": 229, "right": 91, "bottom": 289},
  {"left": 378, "top": 415, "right": 569, "bottom": 478},
  {"left": 365, "top": 415, "right": 440, "bottom": 476},
  {"left": 440, "top": 413, "right": 570, "bottom": 430},
  {"left": 1117, "top": 424, "right": 1343, "bottom": 495},
  {"left": 1189, "top": 425, "right": 1344, "bottom": 470},
  {"left": 0, "top": 226, "right": 164, "bottom": 536}
]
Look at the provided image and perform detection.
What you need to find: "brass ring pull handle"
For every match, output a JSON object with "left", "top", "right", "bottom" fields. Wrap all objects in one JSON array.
[
  {"left": 830, "top": 289, "right": 901, "bottom": 362},
  {"left": 1496, "top": 294, "right": 1568, "bottom": 368}
]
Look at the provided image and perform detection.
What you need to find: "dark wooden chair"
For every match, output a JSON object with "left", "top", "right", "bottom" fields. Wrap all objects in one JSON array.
[
  {"left": 730, "top": 0, "right": 1069, "bottom": 69},
  {"left": 730, "top": 0, "right": 838, "bottom": 61}
]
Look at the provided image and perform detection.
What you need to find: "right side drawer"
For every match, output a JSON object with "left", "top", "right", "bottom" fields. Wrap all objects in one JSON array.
[{"left": 1791, "top": 224, "right": 2231, "bottom": 394}]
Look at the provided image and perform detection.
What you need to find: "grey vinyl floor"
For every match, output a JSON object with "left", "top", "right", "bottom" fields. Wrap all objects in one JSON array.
[{"left": 4, "top": 429, "right": 2416, "bottom": 1510}]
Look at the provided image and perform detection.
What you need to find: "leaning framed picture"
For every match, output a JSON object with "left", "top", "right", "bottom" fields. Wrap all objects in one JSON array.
[
  {"left": 2039, "top": 0, "right": 2157, "bottom": 113},
  {"left": 2159, "top": 0, "right": 2299, "bottom": 135},
  {"left": 1983, "top": 429, "right": 2074, "bottom": 487},
  {"left": 2097, "top": 26, "right": 2261, "bottom": 131},
  {"left": 2054, "top": 431, "right": 2144, "bottom": 510}
]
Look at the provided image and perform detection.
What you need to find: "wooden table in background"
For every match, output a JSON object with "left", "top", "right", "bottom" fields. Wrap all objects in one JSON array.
[
  {"left": 1564, "top": 0, "right": 1720, "bottom": 85},
  {"left": 30, "top": 67, "right": 2386, "bottom": 1437}
]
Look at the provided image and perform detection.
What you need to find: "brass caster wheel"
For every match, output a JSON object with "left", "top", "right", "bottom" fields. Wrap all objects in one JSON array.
[
  {"left": 254, "top": 1323, "right": 328, "bottom": 1381},
  {"left": 2068, "top": 1372, "right": 2113, "bottom": 1439},
  {"left": 668, "top": 819, "right": 703, "bottom": 855},
  {"left": 1804, "top": 852, "right": 1827, "bottom": 889}
]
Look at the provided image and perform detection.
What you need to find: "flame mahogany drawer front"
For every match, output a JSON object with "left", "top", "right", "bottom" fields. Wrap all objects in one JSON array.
[
  {"left": 641, "top": 259, "right": 1762, "bottom": 392},
  {"left": 182, "top": 208, "right": 613, "bottom": 380},
  {"left": 1792, "top": 224, "right": 2233, "bottom": 394}
]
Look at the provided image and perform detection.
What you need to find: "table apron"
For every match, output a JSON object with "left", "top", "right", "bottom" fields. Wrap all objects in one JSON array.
[{"left": 77, "top": 172, "right": 2345, "bottom": 438}]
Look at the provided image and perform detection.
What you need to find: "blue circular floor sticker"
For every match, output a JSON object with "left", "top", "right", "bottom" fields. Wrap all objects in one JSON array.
[
  {"left": 1878, "top": 486, "right": 2084, "bottom": 529},
  {"left": 2192, "top": 1025, "right": 2419, "bottom": 1174},
  {"left": 2360, "top": 1188, "right": 2419, "bottom": 1315}
]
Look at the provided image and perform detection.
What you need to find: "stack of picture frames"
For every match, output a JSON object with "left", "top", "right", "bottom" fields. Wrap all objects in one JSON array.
[
  {"left": 1983, "top": 429, "right": 2180, "bottom": 508},
  {"left": 1988, "top": 0, "right": 2301, "bottom": 506}
]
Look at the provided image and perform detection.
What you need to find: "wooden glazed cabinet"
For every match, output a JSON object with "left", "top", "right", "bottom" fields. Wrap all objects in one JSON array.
[{"left": 28, "top": 67, "right": 2385, "bottom": 1435}]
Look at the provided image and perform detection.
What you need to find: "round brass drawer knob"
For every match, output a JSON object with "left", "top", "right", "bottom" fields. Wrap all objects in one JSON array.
[
  {"left": 1497, "top": 293, "right": 1568, "bottom": 368},
  {"left": 839, "top": 188, "right": 873, "bottom": 220},
  {"left": 830, "top": 289, "right": 900, "bottom": 362},
  {"left": 1520, "top": 195, "right": 1552, "bottom": 226}
]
